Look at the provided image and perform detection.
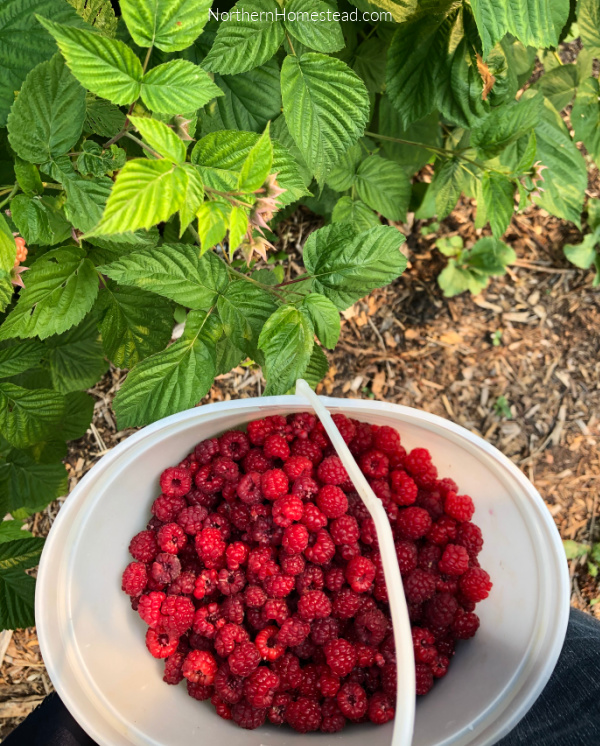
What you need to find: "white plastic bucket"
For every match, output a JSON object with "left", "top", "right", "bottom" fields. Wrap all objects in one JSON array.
[{"left": 35, "top": 396, "right": 570, "bottom": 746}]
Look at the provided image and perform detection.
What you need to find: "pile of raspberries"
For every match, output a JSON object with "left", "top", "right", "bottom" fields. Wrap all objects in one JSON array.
[{"left": 122, "top": 413, "right": 492, "bottom": 732}]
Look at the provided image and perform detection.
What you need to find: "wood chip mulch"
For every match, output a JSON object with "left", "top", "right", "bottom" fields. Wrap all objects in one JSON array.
[{"left": 2, "top": 193, "right": 600, "bottom": 739}]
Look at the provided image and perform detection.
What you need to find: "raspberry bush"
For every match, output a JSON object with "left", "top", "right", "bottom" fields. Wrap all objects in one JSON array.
[
  {"left": 0, "top": 0, "right": 594, "bottom": 628},
  {"left": 123, "top": 414, "right": 492, "bottom": 731}
]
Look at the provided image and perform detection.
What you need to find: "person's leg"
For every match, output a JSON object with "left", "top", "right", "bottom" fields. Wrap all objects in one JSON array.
[
  {"left": 497, "top": 608, "right": 600, "bottom": 745},
  {"left": 1, "top": 691, "right": 96, "bottom": 746}
]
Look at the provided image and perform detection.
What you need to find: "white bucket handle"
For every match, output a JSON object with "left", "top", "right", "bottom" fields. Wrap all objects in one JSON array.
[{"left": 295, "top": 379, "right": 415, "bottom": 746}]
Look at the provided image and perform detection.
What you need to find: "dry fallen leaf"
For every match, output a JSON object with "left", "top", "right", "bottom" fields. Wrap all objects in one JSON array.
[{"left": 476, "top": 54, "right": 496, "bottom": 100}]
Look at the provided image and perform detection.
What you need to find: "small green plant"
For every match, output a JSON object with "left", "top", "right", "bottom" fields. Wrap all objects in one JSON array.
[
  {"left": 564, "top": 199, "right": 600, "bottom": 285},
  {"left": 493, "top": 395, "right": 512, "bottom": 418},
  {"left": 491, "top": 329, "right": 503, "bottom": 346},
  {"left": 436, "top": 236, "right": 516, "bottom": 297},
  {"left": 563, "top": 539, "right": 600, "bottom": 579}
]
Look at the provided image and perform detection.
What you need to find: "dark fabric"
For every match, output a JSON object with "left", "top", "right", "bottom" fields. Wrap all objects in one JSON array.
[
  {"left": 2, "top": 692, "right": 95, "bottom": 746},
  {"left": 4, "top": 608, "right": 600, "bottom": 745},
  {"left": 497, "top": 608, "right": 600, "bottom": 745}
]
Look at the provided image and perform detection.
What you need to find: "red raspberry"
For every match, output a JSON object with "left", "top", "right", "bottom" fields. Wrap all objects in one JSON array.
[
  {"left": 159, "top": 466, "right": 191, "bottom": 498},
  {"left": 425, "top": 592, "right": 459, "bottom": 627},
  {"left": 431, "top": 653, "right": 450, "bottom": 678},
  {"left": 337, "top": 681, "right": 367, "bottom": 720},
  {"left": 145, "top": 628, "right": 178, "bottom": 658},
  {"left": 368, "top": 691, "right": 395, "bottom": 724},
  {"left": 438, "top": 544, "right": 469, "bottom": 575},
  {"left": 459, "top": 567, "right": 492, "bottom": 602},
  {"left": 295, "top": 566, "right": 323, "bottom": 595},
  {"left": 415, "top": 662, "right": 434, "bottom": 695},
  {"left": 193, "top": 602, "right": 224, "bottom": 638},
  {"left": 272, "top": 494, "right": 303, "bottom": 527},
  {"left": 218, "top": 568, "right": 246, "bottom": 596},
  {"left": 354, "top": 608, "right": 388, "bottom": 646},
  {"left": 195, "top": 527, "right": 225, "bottom": 563},
  {"left": 418, "top": 543, "right": 441, "bottom": 572},
  {"left": 176, "top": 506, "right": 208, "bottom": 535},
  {"left": 310, "top": 427, "right": 330, "bottom": 449},
  {"left": 129, "top": 530, "right": 159, "bottom": 562},
  {"left": 331, "top": 413, "right": 356, "bottom": 443},
  {"left": 211, "top": 693, "right": 232, "bottom": 719},
  {"left": 301, "top": 503, "right": 328, "bottom": 532},
  {"left": 194, "top": 465, "right": 224, "bottom": 495},
  {"left": 310, "top": 617, "right": 339, "bottom": 646},
  {"left": 330, "top": 515, "right": 359, "bottom": 545},
  {"left": 345, "top": 556, "right": 376, "bottom": 593},
  {"left": 247, "top": 419, "right": 271, "bottom": 446},
  {"left": 122, "top": 562, "right": 147, "bottom": 596},
  {"left": 372, "top": 425, "right": 400, "bottom": 453},
  {"left": 157, "top": 522, "right": 187, "bottom": 554},
  {"left": 219, "top": 430, "right": 249, "bottom": 460},
  {"left": 317, "top": 456, "right": 348, "bottom": 485},
  {"left": 214, "top": 623, "right": 249, "bottom": 657},
  {"left": 236, "top": 472, "right": 262, "bottom": 504},
  {"left": 324, "top": 639, "right": 356, "bottom": 676},
  {"left": 427, "top": 514, "right": 458, "bottom": 546},
  {"left": 262, "top": 598, "right": 290, "bottom": 625},
  {"left": 325, "top": 567, "right": 345, "bottom": 592},
  {"left": 225, "top": 541, "right": 249, "bottom": 570},
  {"left": 395, "top": 539, "right": 418, "bottom": 575},
  {"left": 242, "top": 448, "right": 272, "bottom": 474},
  {"left": 291, "top": 438, "right": 323, "bottom": 464},
  {"left": 285, "top": 697, "right": 322, "bottom": 733},
  {"left": 436, "top": 575, "right": 458, "bottom": 594},
  {"left": 445, "top": 492, "right": 475, "bottom": 522},
  {"left": 163, "top": 651, "right": 185, "bottom": 685},
  {"left": 321, "top": 697, "right": 346, "bottom": 732},
  {"left": 167, "top": 569, "right": 196, "bottom": 596},
  {"left": 282, "top": 523, "right": 309, "bottom": 554},
  {"left": 152, "top": 494, "right": 186, "bottom": 523},
  {"left": 390, "top": 470, "right": 418, "bottom": 505},
  {"left": 229, "top": 641, "right": 261, "bottom": 676},
  {"left": 304, "top": 529, "right": 335, "bottom": 565},
  {"left": 221, "top": 594, "right": 245, "bottom": 624},
  {"left": 272, "top": 652, "right": 302, "bottom": 691},
  {"left": 283, "top": 456, "right": 312, "bottom": 480},
  {"left": 412, "top": 627, "right": 437, "bottom": 663},
  {"left": 287, "top": 411, "right": 317, "bottom": 437},
  {"left": 359, "top": 450, "right": 389, "bottom": 478},
  {"left": 268, "top": 692, "right": 292, "bottom": 724},
  {"left": 291, "top": 638, "right": 319, "bottom": 661},
  {"left": 183, "top": 650, "right": 217, "bottom": 684},
  {"left": 437, "top": 477, "right": 459, "bottom": 495},
  {"left": 261, "top": 469, "right": 288, "bottom": 500},
  {"left": 292, "top": 475, "right": 320, "bottom": 500},
  {"left": 348, "top": 421, "right": 374, "bottom": 455},
  {"left": 187, "top": 681, "right": 214, "bottom": 701},
  {"left": 214, "top": 663, "right": 244, "bottom": 703},
  {"left": 255, "top": 625, "right": 285, "bottom": 661},
  {"left": 297, "top": 590, "right": 332, "bottom": 621},
  {"left": 405, "top": 447, "right": 437, "bottom": 480},
  {"left": 318, "top": 669, "right": 341, "bottom": 697},
  {"left": 359, "top": 517, "right": 378, "bottom": 546},
  {"left": 316, "top": 485, "right": 348, "bottom": 518},
  {"left": 280, "top": 551, "right": 305, "bottom": 575},
  {"left": 186, "top": 487, "right": 217, "bottom": 510},
  {"left": 244, "top": 667, "right": 280, "bottom": 708},
  {"left": 229, "top": 502, "right": 251, "bottom": 530},
  {"left": 231, "top": 701, "right": 266, "bottom": 730},
  {"left": 244, "top": 584, "right": 267, "bottom": 608},
  {"left": 452, "top": 610, "right": 480, "bottom": 639},
  {"left": 193, "top": 568, "right": 218, "bottom": 599},
  {"left": 397, "top": 506, "right": 432, "bottom": 539},
  {"left": 456, "top": 521, "right": 484, "bottom": 557},
  {"left": 332, "top": 588, "right": 362, "bottom": 619},
  {"left": 336, "top": 542, "right": 360, "bottom": 561},
  {"left": 263, "top": 573, "right": 295, "bottom": 598},
  {"left": 203, "top": 512, "right": 231, "bottom": 540},
  {"left": 151, "top": 553, "right": 181, "bottom": 584},
  {"left": 138, "top": 591, "right": 166, "bottom": 627},
  {"left": 264, "top": 433, "right": 291, "bottom": 460},
  {"left": 194, "top": 438, "right": 219, "bottom": 464},
  {"left": 247, "top": 548, "right": 277, "bottom": 582},
  {"left": 404, "top": 569, "right": 437, "bottom": 603},
  {"left": 160, "top": 594, "right": 194, "bottom": 635},
  {"left": 416, "top": 490, "right": 444, "bottom": 521},
  {"left": 212, "top": 456, "right": 239, "bottom": 482}
]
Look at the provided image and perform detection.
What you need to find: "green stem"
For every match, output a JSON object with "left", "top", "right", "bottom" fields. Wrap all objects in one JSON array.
[
  {"left": 285, "top": 31, "right": 297, "bottom": 56},
  {"left": 0, "top": 183, "right": 19, "bottom": 210},
  {"left": 553, "top": 50, "right": 563, "bottom": 66},
  {"left": 365, "top": 131, "right": 508, "bottom": 176},
  {"left": 276, "top": 275, "right": 311, "bottom": 288},
  {"left": 124, "top": 131, "right": 163, "bottom": 160}
]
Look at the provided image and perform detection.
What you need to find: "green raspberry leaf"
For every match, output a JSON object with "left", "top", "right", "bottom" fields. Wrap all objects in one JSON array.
[
  {"left": 44, "top": 313, "right": 108, "bottom": 393},
  {"left": 121, "top": 0, "right": 212, "bottom": 52},
  {"left": 141, "top": 59, "right": 223, "bottom": 115},
  {"left": 0, "top": 341, "right": 45, "bottom": 380},
  {"left": 301, "top": 294, "right": 340, "bottom": 349},
  {"left": 0, "top": 383, "right": 65, "bottom": 448},
  {"left": 0, "top": 449, "right": 67, "bottom": 516},
  {"left": 258, "top": 305, "right": 314, "bottom": 396}
]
